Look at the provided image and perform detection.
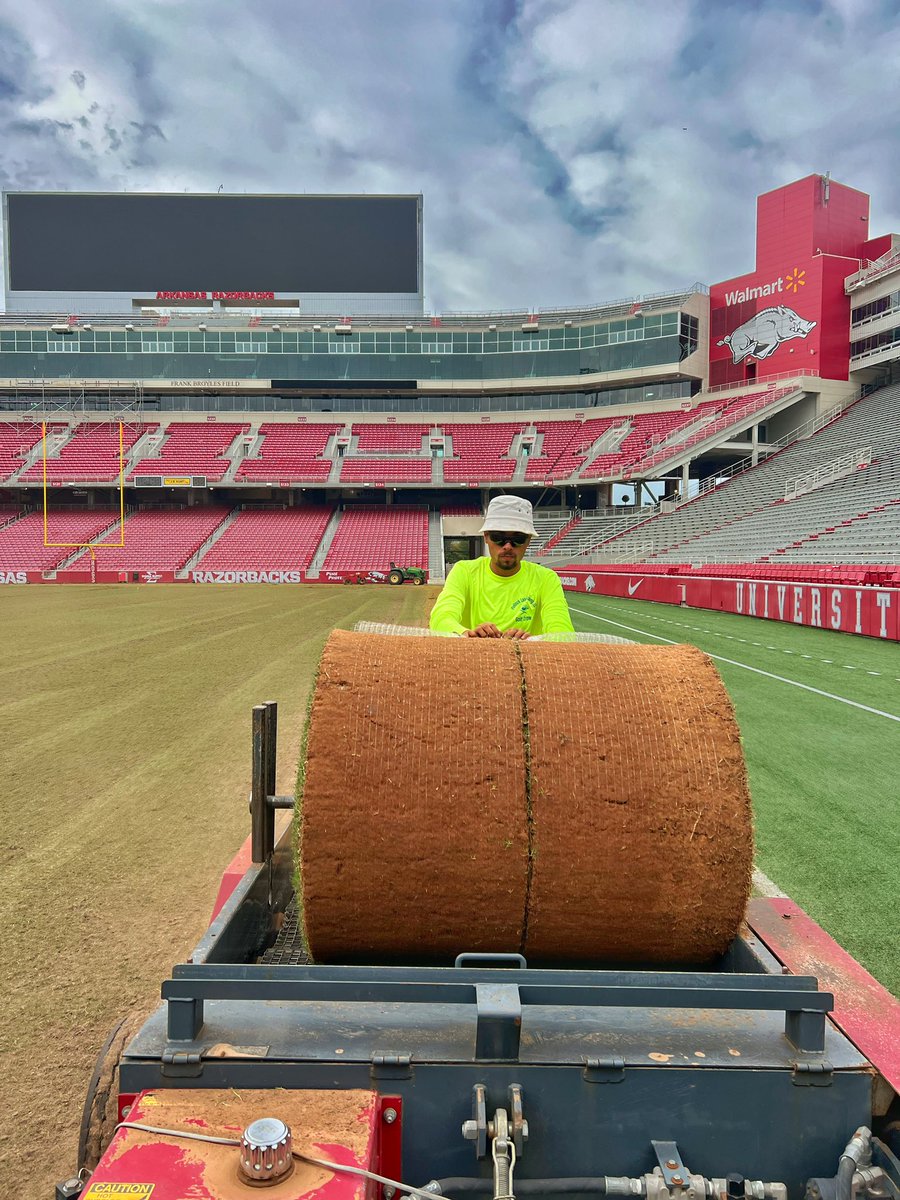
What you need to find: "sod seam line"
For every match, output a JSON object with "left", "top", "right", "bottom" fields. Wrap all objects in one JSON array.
[
  {"left": 569, "top": 606, "right": 900, "bottom": 724},
  {"left": 514, "top": 642, "right": 534, "bottom": 956}
]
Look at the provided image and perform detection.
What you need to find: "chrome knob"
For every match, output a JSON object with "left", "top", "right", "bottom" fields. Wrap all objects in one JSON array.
[{"left": 239, "top": 1117, "right": 294, "bottom": 1186}]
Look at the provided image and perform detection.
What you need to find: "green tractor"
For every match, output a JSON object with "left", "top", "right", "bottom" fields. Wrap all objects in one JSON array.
[{"left": 388, "top": 562, "right": 427, "bottom": 585}]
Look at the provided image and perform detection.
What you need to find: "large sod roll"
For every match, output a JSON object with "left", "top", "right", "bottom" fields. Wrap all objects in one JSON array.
[
  {"left": 298, "top": 632, "right": 752, "bottom": 964},
  {"left": 298, "top": 630, "right": 529, "bottom": 961}
]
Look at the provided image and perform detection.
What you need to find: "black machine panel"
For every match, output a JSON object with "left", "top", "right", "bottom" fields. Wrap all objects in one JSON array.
[{"left": 5, "top": 192, "right": 421, "bottom": 294}]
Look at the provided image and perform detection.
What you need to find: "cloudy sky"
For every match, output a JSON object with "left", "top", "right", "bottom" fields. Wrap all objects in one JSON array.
[{"left": 0, "top": 0, "right": 898, "bottom": 311}]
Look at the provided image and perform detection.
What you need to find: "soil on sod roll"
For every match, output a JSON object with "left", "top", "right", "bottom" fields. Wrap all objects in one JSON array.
[
  {"left": 299, "top": 630, "right": 529, "bottom": 961},
  {"left": 520, "top": 642, "right": 753, "bottom": 963}
]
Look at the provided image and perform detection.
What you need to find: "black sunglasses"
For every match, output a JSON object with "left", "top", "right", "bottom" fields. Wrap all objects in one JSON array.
[{"left": 486, "top": 531, "right": 530, "bottom": 547}]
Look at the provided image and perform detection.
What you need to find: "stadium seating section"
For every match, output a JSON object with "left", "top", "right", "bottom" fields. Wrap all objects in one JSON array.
[
  {"left": 195, "top": 507, "right": 334, "bottom": 571},
  {"left": 69, "top": 506, "right": 232, "bottom": 571},
  {"left": 0, "top": 382, "right": 898, "bottom": 578},
  {"left": 0, "top": 423, "right": 43, "bottom": 481},
  {"left": 131, "top": 423, "right": 249, "bottom": 482},
  {"left": 0, "top": 510, "right": 120, "bottom": 570},
  {"left": 444, "top": 424, "right": 519, "bottom": 482},
  {"left": 0, "top": 389, "right": 803, "bottom": 488},
  {"left": 323, "top": 507, "right": 429, "bottom": 572},
  {"left": 236, "top": 423, "right": 340, "bottom": 483},
  {"left": 352, "top": 423, "right": 429, "bottom": 451},
  {"left": 20, "top": 422, "right": 158, "bottom": 482}
]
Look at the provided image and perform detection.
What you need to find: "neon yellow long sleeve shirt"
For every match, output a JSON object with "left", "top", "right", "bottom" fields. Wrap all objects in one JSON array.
[{"left": 429, "top": 557, "right": 575, "bottom": 636}]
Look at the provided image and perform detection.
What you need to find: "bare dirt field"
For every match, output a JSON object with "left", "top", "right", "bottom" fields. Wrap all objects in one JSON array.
[{"left": 0, "top": 582, "right": 433, "bottom": 1200}]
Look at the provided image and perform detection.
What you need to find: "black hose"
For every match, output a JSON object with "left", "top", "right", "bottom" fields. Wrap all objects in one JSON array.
[{"left": 430, "top": 1180, "right": 608, "bottom": 1195}]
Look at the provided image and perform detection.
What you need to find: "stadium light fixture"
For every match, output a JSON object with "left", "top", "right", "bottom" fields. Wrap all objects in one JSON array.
[
  {"left": 272, "top": 323, "right": 281, "bottom": 331},
  {"left": 125, "top": 323, "right": 135, "bottom": 331},
  {"left": 405, "top": 324, "right": 414, "bottom": 332},
  {"left": 313, "top": 324, "right": 322, "bottom": 332},
  {"left": 488, "top": 324, "right": 497, "bottom": 331},
  {"left": 82, "top": 323, "right": 92, "bottom": 330},
  {"left": 198, "top": 323, "right": 208, "bottom": 331}
]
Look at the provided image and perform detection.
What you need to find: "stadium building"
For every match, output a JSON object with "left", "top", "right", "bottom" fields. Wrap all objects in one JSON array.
[{"left": 1, "top": 173, "right": 899, "bottom": 635}]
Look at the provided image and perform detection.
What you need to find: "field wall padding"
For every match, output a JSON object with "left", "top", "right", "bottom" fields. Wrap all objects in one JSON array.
[{"left": 298, "top": 631, "right": 753, "bottom": 964}]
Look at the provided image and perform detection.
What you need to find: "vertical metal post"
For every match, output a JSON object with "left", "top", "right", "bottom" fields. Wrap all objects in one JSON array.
[
  {"left": 251, "top": 704, "right": 268, "bottom": 863},
  {"left": 263, "top": 701, "right": 278, "bottom": 861}
]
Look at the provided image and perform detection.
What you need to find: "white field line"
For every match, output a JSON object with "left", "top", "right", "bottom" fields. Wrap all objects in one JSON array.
[
  {"left": 569, "top": 606, "right": 900, "bottom": 724},
  {"left": 752, "top": 867, "right": 787, "bottom": 898}
]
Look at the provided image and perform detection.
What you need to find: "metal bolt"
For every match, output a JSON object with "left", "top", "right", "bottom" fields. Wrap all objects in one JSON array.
[
  {"left": 672, "top": 1176, "right": 684, "bottom": 1187},
  {"left": 667, "top": 1162, "right": 679, "bottom": 1170},
  {"left": 383, "top": 1107, "right": 398, "bottom": 1124},
  {"left": 384, "top": 1187, "right": 396, "bottom": 1200},
  {"left": 462, "top": 1120, "right": 479, "bottom": 1140}
]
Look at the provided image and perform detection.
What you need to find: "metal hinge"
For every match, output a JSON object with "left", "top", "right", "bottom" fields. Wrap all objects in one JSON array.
[
  {"left": 583, "top": 1056, "right": 626, "bottom": 1084},
  {"left": 370, "top": 1054, "right": 412, "bottom": 1080},
  {"left": 792, "top": 1061, "right": 833, "bottom": 1086},
  {"left": 161, "top": 1049, "right": 203, "bottom": 1078}
]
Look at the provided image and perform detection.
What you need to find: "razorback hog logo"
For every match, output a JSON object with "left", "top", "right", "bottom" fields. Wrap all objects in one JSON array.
[{"left": 718, "top": 306, "right": 816, "bottom": 364}]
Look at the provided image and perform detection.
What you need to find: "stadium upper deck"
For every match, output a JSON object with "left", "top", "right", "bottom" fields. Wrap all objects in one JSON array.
[{"left": 0, "top": 173, "right": 896, "bottom": 453}]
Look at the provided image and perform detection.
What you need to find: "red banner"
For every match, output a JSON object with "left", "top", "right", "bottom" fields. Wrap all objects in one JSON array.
[{"left": 556, "top": 569, "right": 900, "bottom": 642}]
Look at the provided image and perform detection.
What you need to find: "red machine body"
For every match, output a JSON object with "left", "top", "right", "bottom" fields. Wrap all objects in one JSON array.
[{"left": 82, "top": 1089, "right": 383, "bottom": 1200}]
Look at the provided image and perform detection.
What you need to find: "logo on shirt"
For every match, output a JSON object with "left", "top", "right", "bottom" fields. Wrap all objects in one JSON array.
[{"left": 512, "top": 594, "right": 536, "bottom": 624}]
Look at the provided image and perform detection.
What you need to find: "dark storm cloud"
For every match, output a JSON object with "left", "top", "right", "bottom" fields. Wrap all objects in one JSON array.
[{"left": 0, "top": 0, "right": 896, "bottom": 308}]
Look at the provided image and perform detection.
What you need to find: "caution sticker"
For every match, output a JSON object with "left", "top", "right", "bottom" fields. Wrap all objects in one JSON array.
[{"left": 84, "top": 1186, "right": 155, "bottom": 1198}]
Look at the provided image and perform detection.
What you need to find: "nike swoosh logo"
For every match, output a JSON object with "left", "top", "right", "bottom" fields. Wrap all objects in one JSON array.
[{"left": 627, "top": 580, "right": 642, "bottom": 596}]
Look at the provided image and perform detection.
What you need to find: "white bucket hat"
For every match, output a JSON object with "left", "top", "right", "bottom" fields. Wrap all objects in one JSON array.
[{"left": 479, "top": 495, "right": 536, "bottom": 536}]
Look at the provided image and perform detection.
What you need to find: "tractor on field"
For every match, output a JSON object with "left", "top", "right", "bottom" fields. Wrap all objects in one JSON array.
[
  {"left": 67, "top": 630, "right": 900, "bottom": 1200},
  {"left": 388, "top": 561, "right": 427, "bottom": 585}
]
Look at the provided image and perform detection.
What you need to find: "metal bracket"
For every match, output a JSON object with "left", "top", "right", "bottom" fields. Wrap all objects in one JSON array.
[
  {"left": 474, "top": 983, "right": 522, "bottom": 1060},
  {"left": 652, "top": 1140, "right": 690, "bottom": 1189},
  {"left": 370, "top": 1054, "right": 412, "bottom": 1080},
  {"left": 792, "top": 1061, "right": 834, "bottom": 1086},
  {"left": 462, "top": 1083, "right": 488, "bottom": 1158},
  {"left": 583, "top": 1055, "right": 626, "bottom": 1084},
  {"left": 507, "top": 1085, "right": 527, "bottom": 1157},
  {"left": 161, "top": 1049, "right": 203, "bottom": 1078}
]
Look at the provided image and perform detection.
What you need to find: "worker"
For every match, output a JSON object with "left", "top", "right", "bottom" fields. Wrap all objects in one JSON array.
[{"left": 430, "top": 495, "right": 575, "bottom": 638}]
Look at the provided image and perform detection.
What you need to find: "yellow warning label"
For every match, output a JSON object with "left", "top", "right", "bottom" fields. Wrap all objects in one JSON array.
[
  {"left": 163, "top": 477, "right": 192, "bottom": 487},
  {"left": 84, "top": 1186, "right": 155, "bottom": 1198}
]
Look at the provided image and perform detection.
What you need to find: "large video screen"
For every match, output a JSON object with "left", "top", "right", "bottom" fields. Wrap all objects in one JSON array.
[{"left": 5, "top": 193, "right": 421, "bottom": 294}]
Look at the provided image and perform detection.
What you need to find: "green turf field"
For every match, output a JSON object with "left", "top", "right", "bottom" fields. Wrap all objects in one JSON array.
[
  {"left": 1, "top": 582, "right": 897, "bottom": 1197},
  {"left": 568, "top": 592, "right": 899, "bottom": 995}
]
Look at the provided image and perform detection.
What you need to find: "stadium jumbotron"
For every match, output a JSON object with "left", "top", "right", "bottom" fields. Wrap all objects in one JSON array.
[{"left": 1, "top": 173, "right": 899, "bottom": 632}]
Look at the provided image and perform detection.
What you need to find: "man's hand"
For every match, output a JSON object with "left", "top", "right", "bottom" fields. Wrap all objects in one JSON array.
[
  {"left": 465, "top": 623, "right": 503, "bottom": 638},
  {"left": 502, "top": 627, "right": 531, "bottom": 640}
]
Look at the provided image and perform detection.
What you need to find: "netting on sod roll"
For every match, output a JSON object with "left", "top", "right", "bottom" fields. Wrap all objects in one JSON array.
[
  {"left": 297, "top": 631, "right": 753, "bottom": 965},
  {"left": 352, "top": 621, "right": 635, "bottom": 644}
]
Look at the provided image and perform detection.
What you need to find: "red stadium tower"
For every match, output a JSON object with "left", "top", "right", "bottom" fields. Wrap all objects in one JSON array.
[{"left": 710, "top": 175, "right": 892, "bottom": 386}]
